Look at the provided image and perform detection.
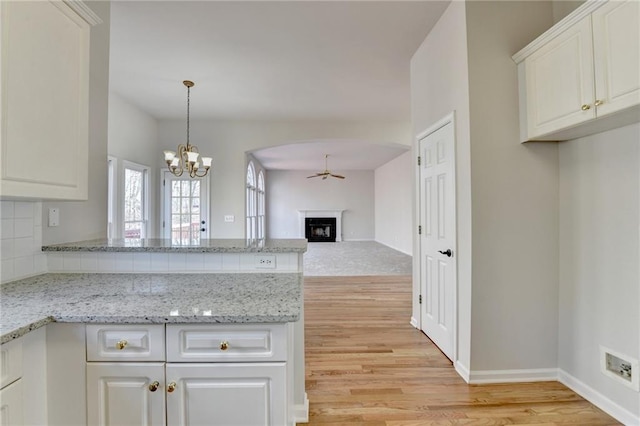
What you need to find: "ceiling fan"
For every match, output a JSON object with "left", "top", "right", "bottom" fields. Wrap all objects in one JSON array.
[{"left": 306, "top": 154, "right": 345, "bottom": 180}]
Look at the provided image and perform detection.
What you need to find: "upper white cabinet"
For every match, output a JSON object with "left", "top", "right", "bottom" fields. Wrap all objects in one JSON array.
[
  {"left": 0, "top": 1, "right": 101, "bottom": 199},
  {"left": 513, "top": 0, "right": 640, "bottom": 142}
]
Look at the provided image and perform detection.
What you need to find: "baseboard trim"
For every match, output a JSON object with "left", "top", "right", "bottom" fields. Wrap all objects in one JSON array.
[
  {"left": 293, "top": 392, "right": 310, "bottom": 424},
  {"left": 455, "top": 361, "right": 471, "bottom": 383},
  {"left": 558, "top": 369, "right": 639, "bottom": 425},
  {"left": 468, "top": 368, "right": 558, "bottom": 384},
  {"left": 409, "top": 316, "right": 419, "bottom": 328}
]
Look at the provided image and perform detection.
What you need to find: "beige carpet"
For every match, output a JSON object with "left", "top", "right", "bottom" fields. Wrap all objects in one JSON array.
[{"left": 303, "top": 241, "right": 412, "bottom": 276}]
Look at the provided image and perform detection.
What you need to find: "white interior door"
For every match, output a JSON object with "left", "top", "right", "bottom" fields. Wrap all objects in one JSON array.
[
  {"left": 163, "top": 172, "right": 210, "bottom": 243},
  {"left": 418, "top": 118, "right": 456, "bottom": 361}
]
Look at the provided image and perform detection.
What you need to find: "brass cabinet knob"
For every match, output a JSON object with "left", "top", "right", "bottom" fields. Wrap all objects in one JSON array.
[
  {"left": 167, "top": 382, "right": 177, "bottom": 393},
  {"left": 594, "top": 99, "right": 604, "bottom": 106},
  {"left": 220, "top": 341, "right": 229, "bottom": 351},
  {"left": 116, "top": 340, "right": 128, "bottom": 350},
  {"left": 148, "top": 381, "right": 160, "bottom": 392},
  {"left": 581, "top": 104, "right": 591, "bottom": 111}
]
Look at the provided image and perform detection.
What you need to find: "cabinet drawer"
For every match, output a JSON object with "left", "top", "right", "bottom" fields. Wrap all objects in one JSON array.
[
  {"left": 166, "top": 324, "right": 287, "bottom": 362},
  {"left": 86, "top": 325, "right": 165, "bottom": 361},
  {"left": 0, "top": 338, "right": 23, "bottom": 389}
]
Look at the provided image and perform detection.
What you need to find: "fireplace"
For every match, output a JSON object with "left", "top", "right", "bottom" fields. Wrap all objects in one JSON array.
[
  {"left": 305, "top": 218, "right": 337, "bottom": 242},
  {"left": 298, "top": 210, "right": 344, "bottom": 242}
]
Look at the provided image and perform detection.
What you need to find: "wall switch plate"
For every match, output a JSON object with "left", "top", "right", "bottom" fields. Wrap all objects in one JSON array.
[
  {"left": 48, "top": 208, "right": 60, "bottom": 227},
  {"left": 224, "top": 215, "right": 235, "bottom": 222},
  {"left": 255, "top": 255, "right": 276, "bottom": 269}
]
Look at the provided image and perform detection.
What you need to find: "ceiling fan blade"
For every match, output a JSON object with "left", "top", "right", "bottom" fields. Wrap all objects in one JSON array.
[
  {"left": 306, "top": 174, "right": 322, "bottom": 178},
  {"left": 330, "top": 174, "right": 345, "bottom": 179}
]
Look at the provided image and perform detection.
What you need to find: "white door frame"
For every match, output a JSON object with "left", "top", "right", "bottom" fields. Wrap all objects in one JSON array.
[
  {"left": 413, "top": 111, "right": 458, "bottom": 364},
  {"left": 160, "top": 170, "right": 211, "bottom": 240}
]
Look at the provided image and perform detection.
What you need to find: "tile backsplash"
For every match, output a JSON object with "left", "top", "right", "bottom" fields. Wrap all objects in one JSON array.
[{"left": 0, "top": 201, "right": 47, "bottom": 283}]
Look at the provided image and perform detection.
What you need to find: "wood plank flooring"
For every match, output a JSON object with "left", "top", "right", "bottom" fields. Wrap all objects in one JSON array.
[{"left": 303, "top": 276, "right": 620, "bottom": 425}]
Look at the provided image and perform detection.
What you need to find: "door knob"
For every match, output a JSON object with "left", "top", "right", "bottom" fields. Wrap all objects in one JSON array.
[
  {"left": 201, "top": 228, "right": 206, "bottom": 232},
  {"left": 201, "top": 220, "right": 206, "bottom": 225},
  {"left": 438, "top": 249, "right": 453, "bottom": 257}
]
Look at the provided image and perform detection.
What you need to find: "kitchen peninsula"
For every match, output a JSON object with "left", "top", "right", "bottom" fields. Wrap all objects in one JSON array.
[{"left": 0, "top": 238, "right": 308, "bottom": 426}]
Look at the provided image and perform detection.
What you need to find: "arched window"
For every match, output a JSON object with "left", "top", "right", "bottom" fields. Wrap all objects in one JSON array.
[
  {"left": 257, "top": 171, "right": 265, "bottom": 239},
  {"left": 246, "top": 162, "right": 257, "bottom": 240}
]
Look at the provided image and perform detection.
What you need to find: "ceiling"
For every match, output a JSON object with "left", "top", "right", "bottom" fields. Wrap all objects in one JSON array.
[{"left": 109, "top": 1, "right": 450, "bottom": 170}]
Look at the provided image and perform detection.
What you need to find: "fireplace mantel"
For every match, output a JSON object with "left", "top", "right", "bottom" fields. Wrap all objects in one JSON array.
[{"left": 298, "top": 210, "right": 344, "bottom": 242}]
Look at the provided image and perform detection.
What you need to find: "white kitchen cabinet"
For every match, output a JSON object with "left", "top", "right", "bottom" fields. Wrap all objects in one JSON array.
[
  {"left": 86, "top": 363, "right": 166, "bottom": 426},
  {"left": 166, "top": 363, "right": 287, "bottom": 426},
  {"left": 86, "top": 323, "right": 290, "bottom": 426},
  {"left": 0, "top": 380, "right": 23, "bottom": 426},
  {"left": 0, "top": 0, "right": 100, "bottom": 200},
  {"left": 513, "top": 0, "right": 640, "bottom": 142}
]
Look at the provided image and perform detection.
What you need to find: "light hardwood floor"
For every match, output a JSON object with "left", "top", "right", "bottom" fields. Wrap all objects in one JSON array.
[{"left": 303, "top": 276, "right": 620, "bottom": 425}]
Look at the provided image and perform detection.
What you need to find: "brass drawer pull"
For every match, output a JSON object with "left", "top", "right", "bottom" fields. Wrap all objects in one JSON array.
[
  {"left": 220, "top": 341, "right": 229, "bottom": 351},
  {"left": 116, "top": 340, "right": 128, "bottom": 350},
  {"left": 148, "top": 381, "right": 159, "bottom": 392},
  {"left": 167, "top": 382, "right": 176, "bottom": 393}
]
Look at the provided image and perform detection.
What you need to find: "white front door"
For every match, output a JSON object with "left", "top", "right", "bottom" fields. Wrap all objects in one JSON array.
[
  {"left": 163, "top": 172, "right": 210, "bottom": 244},
  {"left": 418, "top": 117, "right": 456, "bottom": 361}
]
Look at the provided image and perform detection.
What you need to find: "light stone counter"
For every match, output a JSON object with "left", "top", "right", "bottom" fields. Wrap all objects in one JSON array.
[
  {"left": 0, "top": 272, "right": 302, "bottom": 344},
  {"left": 42, "top": 238, "right": 308, "bottom": 253}
]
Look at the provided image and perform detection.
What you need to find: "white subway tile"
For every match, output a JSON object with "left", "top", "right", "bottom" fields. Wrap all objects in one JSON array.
[
  {"left": 14, "top": 237, "right": 35, "bottom": 258},
  {"left": 203, "top": 253, "right": 222, "bottom": 271},
  {"left": 1, "top": 259, "right": 15, "bottom": 283},
  {"left": 98, "top": 253, "right": 116, "bottom": 272},
  {"left": 14, "top": 202, "right": 34, "bottom": 219},
  {"left": 184, "top": 253, "right": 204, "bottom": 271},
  {"left": 14, "top": 256, "right": 34, "bottom": 278},
  {"left": 33, "top": 228, "right": 43, "bottom": 251},
  {"left": 81, "top": 253, "right": 98, "bottom": 272},
  {"left": 0, "top": 201, "right": 14, "bottom": 220},
  {"left": 169, "top": 253, "right": 186, "bottom": 271},
  {"left": 48, "top": 253, "right": 64, "bottom": 272},
  {"left": 113, "top": 253, "right": 133, "bottom": 272},
  {"left": 1, "top": 219, "right": 14, "bottom": 240},
  {"left": 63, "top": 253, "right": 83, "bottom": 272},
  {"left": 34, "top": 254, "right": 48, "bottom": 274},
  {"left": 150, "top": 253, "right": 169, "bottom": 272},
  {"left": 1, "top": 239, "right": 14, "bottom": 260},
  {"left": 222, "top": 253, "right": 240, "bottom": 271},
  {"left": 239, "top": 254, "right": 254, "bottom": 271},
  {"left": 33, "top": 202, "right": 42, "bottom": 223},
  {"left": 133, "top": 253, "right": 151, "bottom": 272},
  {"left": 14, "top": 218, "right": 33, "bottom": 238}
]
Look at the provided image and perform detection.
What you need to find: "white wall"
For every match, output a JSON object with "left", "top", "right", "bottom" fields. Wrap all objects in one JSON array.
[
  {"left": 158, "top": 119, "right": 410, "bottom": 238},
  {"left": 410, "top": 0, "right": 473, "bottom": 371},
  {"left": 42, "top": 1, "right": 110, "bottom": 245},
  {"left": 266, "top": 170, "right": 374, "bottom": 241},
  {"left": 411, "top": 0, "right": 557, "bottom": 375},
  {"left": 558, "top": 123, "right": 640, "bottom": 419},
  {"left": 108, "top": 92, "right": 160, "bottom": 237},
  {"left": 375, "top": 151, "right": 412, "bottom": 255},
  {"left": 465, "top": 1, "right": 558, "bottom": 372}
]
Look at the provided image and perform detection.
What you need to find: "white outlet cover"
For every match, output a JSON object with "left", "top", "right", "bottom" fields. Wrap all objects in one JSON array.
[
  {"left": 224, "top": 215, "right": 235, "bottom": 222},
  {"left": 255, "top": 255, "right": 276, "bottom": 269},
  {"left": 48, "top": 208, "right": 60, "bottom": 227},
  {"left": 600, "top": 345, "right": 639, "bottom": 391}
]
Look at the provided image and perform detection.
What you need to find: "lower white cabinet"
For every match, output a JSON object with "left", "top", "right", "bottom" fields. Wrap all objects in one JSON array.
[
  {"left": 0, "top": 380, "right": 24, "bottom": 426},
  {"left": 86, "top": 324, "right": 289, "bottom": 426}
]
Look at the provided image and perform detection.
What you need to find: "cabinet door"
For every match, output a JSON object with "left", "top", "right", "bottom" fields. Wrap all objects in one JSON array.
[
  {"left": 0, "top": 1, "right": 90, "bottom": 199},
  {"left": 87, "top": 363, "right": 166, "bottom": 426},
  {"left": 524, "top": 15, "right": 595, "bottom": 138},
  {"left": 592, "top": 0, "right": 640, "bottom": 117},
  {"left": 166, "top": 363, "right": 287, "bottom": 426},
  {"left": 0, "top": 380, "right": 23, "bottom": 426}
]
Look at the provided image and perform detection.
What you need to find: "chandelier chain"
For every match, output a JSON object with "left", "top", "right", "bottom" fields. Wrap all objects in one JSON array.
[{"left": 186, "top": 84, "right": 190, "bottom": 146}]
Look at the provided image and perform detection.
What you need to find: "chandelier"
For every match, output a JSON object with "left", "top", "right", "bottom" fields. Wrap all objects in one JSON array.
[{"left": 163, "top": 80, "right": 212, "bottom": 178}]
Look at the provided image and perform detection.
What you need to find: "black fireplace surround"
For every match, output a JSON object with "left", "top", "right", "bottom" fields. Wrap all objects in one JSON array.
[{"left": 305, "top": 217, "right": 337, "bottom": 242}]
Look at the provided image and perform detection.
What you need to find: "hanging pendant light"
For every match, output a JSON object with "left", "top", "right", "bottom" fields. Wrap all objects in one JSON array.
[{"left": 163, "top": 80, "right": 212, "bottom": 178}]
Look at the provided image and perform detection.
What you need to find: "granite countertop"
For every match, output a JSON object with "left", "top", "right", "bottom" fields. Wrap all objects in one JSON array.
[
  {"left": 0, "top": 272, "right": 302, "bottom": 344},
  {"left": 42, "top": 238, "right": 308, "bottom": 253}
]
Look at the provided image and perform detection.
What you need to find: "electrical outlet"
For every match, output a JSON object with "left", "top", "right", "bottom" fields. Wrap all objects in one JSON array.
[
  {"left": 224, "top": 215, "right": 235, "bottom": 223},
  {"left": 600, "top": 346, "right": 639, "bottom": 391},
  {"left": 255, "top": 255, "right": 276, "bottom": 269},
  {"left": 48, "top": 208, "right": 60, "bottom": 227}
]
